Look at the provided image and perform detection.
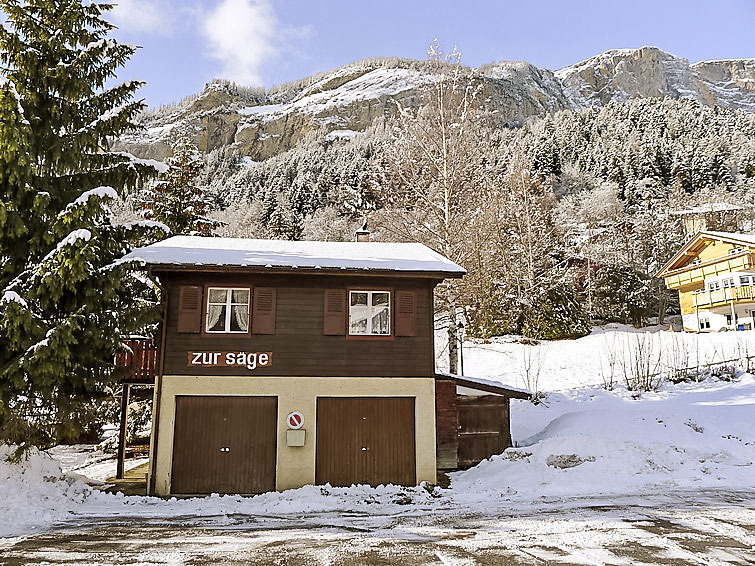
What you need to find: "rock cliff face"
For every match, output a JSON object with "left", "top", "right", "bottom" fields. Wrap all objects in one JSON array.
[{"left": 113, "top": 47, "right": 755, "bottom": 163}]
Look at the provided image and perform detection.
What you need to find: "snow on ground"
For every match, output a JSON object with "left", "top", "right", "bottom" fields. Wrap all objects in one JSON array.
[
  {"left": 2, "top": 327, "right": 754, "bottom": 542},
  {"left": 454, "top": 372, "right": 755, "bottom": 502},
  {"left": 439, "top": 323, "right": 755, "bottom": 391}
]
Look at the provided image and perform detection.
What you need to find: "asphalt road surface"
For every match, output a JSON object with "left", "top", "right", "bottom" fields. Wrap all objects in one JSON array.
[{"left": 2, "top": 491, "right": 754, "bottom": 565}]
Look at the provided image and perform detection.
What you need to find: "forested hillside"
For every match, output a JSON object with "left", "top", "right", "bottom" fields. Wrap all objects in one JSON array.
[{"left": 113, "top": 50, "right": 755, "bottom": 348}]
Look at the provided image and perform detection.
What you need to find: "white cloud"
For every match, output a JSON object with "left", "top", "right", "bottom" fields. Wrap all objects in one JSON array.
[
  {"left": 201, "top": 0, "right": 279, "bottom": 86},
  {"left": 110, "top": 0, "right": 169, "bottom": 35}
]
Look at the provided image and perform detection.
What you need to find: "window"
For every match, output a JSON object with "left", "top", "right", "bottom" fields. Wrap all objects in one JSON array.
[
  {"left": 741, "top": 276, "right": 752, "bottom": 286},
  {"left": 700, "top": 318, "right": 710, "bottom": 330},
  {"left": 729, "top": 248, "right": 742, "bottom": 255},
  {"left": 692, "top": 259, "right": 702, "bottom": 265},
  {"left": 708, "top": 281, "right": 720, "bottom": 291},
  {"left": 349, "top": 290, "right": 390, "bottom": 335},
  {"left": 206, "top": 288, "right": 250, "bottom": 333}
]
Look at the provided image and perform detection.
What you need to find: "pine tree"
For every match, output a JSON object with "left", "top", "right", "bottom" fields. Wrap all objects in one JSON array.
[
  {"left": 140, "top": 135, "right": 219, "bottom": 235},
  {"left": 0, "top": 0, "right": 167, "bottom": 450}
]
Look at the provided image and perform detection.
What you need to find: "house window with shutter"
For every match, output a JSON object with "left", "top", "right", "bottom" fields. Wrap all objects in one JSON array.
[
  {"left": 206, "top": 287, "right": 250, "bottom": 333},
  {"left": 348, "top": 290, "right": 390, "bottom": 335}
]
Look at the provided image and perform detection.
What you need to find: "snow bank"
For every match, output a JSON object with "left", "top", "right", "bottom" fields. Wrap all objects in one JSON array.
[
  {"left": 0, "top": 445, "right": 442, "bottom": 540},
  {"left": 0, "top": 446, "right": 106, "bottom": 539},
  {"left": 453, "top": 373, "right": 755, "bottom": 502}
]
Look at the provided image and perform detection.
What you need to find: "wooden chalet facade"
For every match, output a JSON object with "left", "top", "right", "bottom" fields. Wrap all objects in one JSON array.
[
  {"left": 657, "top": 231, "right": 755, "bottom": 332},
  {"left": 122, "top": 235, "right": 528, "bottom": 496}
]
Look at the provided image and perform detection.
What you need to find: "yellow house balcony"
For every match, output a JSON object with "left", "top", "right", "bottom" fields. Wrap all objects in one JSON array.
[{"left": 693, "top": 285, "right": 755, "bottom": 308}]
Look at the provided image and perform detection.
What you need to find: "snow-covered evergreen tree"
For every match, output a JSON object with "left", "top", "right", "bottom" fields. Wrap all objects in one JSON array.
[
  {"left": 141, "top": 135, "right": 219, "bottom": 235},
  {"left": 0, "top": 0, "right": 167, "bottom": 450}
]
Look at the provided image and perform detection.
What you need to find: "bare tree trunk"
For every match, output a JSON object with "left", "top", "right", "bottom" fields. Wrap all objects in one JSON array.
[{"left": 447, "top": 299, "right": 458, "bottom": 375}]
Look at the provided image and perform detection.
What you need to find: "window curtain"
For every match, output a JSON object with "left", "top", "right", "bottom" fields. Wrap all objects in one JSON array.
[{"left": 207, "top": 305, "right": 224, "bottom": 330}]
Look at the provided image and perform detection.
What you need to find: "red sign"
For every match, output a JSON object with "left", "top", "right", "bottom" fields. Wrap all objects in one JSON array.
[
  {"left": 287, "top": 411, "right": 304, "bottom": 429},
  {"left": 187, "top": 351, "right": 272, "bottom": 371}
]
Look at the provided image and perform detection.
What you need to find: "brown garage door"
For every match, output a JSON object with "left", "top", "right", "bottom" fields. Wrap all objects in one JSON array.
[
  {"left": 316, "top": 397, "right": 416, "bottom": 487},
  {"left": 171, "top": 396, "right": 277, "bottom": 495},
  {"left": 457, "top": 395, "right": 511, "bottom": 468}
]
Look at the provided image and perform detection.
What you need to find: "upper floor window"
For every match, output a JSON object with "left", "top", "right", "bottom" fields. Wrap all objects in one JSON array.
[
  {"left": 349, "top": 290, "right": 390, "bottom": 335},
  {"left": 691, "top": 259, "right": 702, "bottom": 265},
  {"left": 729, "top": 248, "right": 742, "bottom": 255},
  {"left": 206, "top": 287, "right": 250, "bottom": 333},
  {"left": 741, "top": 276, "right": 752, "bottom": 286}
]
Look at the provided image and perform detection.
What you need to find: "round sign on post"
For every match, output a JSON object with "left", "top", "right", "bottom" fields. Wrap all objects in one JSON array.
[{"left": 287, "top": 411, "right": 304, "bottom": 430}]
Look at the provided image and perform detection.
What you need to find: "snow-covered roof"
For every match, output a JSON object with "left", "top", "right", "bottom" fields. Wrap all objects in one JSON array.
[
  {"left": 122, "top": 236, "right": 466, "bottom": 277},
  {"left": 436, "top": 373, "right": 532, "bottom": 399},
  {"left": 704, "top": 231, "right": 755, "bottom": 246},
  {"left": 670, "top": 203, "right": 745, "bottom": 215}
]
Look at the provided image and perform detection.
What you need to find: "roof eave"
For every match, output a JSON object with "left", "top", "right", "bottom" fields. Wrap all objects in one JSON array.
[
  {"left": 143, "top": 263, "right": 466, "bottom": 279},
  {"left": 436, "top": 374, "right": 532, "bottom": 399}
]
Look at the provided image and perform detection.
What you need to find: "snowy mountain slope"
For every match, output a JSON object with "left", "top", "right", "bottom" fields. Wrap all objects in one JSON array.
[
  {"left": 555, "top": 46, "right": 755, "bottom": 110},
  {"left": 113, "top": 47, "right": 755, "bottom": 163}
]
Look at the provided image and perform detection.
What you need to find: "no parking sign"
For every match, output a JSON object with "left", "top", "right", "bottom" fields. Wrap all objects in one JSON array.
[{"left": 286, "top": 411, "right": 304, "bottom": 430}]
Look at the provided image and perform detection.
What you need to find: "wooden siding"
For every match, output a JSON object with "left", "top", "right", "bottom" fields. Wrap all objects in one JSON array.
[
  {"left": 315, "top": 397, "right": 416, "bottom": 486},
  {"left": 435, "top": 378, "right": 458, "bottom": 470},
  {"left": 159, "top": 273, "right": 436, "bottom": 377},
  {"left": 456, "top": 395, "right": 511, "bottom": 469},
  {"left": 171, "top": 396, "right": 277, "bottom": 494}
]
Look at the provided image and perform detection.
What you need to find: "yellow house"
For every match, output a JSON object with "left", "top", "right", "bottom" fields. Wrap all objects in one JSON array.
[{"left": 657, "top": 231, "right": 755, "bottom": 332}]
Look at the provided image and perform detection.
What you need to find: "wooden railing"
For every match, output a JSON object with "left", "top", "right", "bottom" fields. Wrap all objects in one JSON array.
[
  {"left": 693, "top": 286, "right": 755, "bottom": 307},
  {"left": 114, "top": 338, "right": 159, "bottom": 384}
]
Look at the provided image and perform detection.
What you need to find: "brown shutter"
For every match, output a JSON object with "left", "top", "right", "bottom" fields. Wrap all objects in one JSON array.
[
  {"left": 252, "top": 287, "right": 276, "bottom": 334},
  {"left": 323, "top": 289, "right": 346, "bottom": 335},
  {"left": 395, "top": 290, "right": 417, "bottom": 336},
  {"left": 177, "top": 286, "right": 202, "bottom": 333}
]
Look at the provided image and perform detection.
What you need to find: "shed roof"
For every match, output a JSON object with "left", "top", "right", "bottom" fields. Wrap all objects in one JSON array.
[
  {"left": 435, "top": 373, "right": 532, "bottom": 399},
  {"left": 122, "top": 236, "right": 466, "bottom": 277}
]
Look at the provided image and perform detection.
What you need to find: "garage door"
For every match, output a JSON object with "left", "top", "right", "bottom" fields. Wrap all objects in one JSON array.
[
  {"left": 457, "top": 395, "right": 511, "bottom": 468},
  {"left": 171, "top": 396, "right": 277, "bottom": 494},
  {"left": 316, "top": 397, "right": 416, "bottom": 487}
]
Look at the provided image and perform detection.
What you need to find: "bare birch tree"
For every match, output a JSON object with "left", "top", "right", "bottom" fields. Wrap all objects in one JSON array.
[{"left": 375, "top": 42, "right": 490, "bottom": 373}]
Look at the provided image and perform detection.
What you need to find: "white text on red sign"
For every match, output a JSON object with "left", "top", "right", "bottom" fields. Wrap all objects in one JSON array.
[{"left": 187, "top": 351, "right": 272, "bottom": 371}]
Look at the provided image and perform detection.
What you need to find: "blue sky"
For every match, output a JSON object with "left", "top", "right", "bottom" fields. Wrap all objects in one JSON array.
[{"left": 107, "top": 0, "right": 755, "bottom": 107}]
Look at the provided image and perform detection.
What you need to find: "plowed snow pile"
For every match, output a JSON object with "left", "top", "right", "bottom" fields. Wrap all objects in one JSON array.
[{"left": 453, "top": 373, "right": 755, "bottom": 502}]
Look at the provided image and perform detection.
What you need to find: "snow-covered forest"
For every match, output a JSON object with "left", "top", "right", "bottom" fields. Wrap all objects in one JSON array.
[{"left": 116, "top": 81, "right": 755, "bottom": 344}]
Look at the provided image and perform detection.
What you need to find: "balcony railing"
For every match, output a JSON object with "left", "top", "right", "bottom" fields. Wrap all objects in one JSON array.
[
  {"left": 114, "top": 338, "right": 159, "bottom": 384},
  {"left": 693, "top": 285, "right": 755, "bottom": 307}
]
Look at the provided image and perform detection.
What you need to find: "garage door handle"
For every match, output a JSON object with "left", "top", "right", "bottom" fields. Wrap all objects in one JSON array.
[
  {"left": 361, "top": 447, "right": 368, "bottom": 451},
  {"left": 220, "top": 447, "right": 230, "bottom": 453}
]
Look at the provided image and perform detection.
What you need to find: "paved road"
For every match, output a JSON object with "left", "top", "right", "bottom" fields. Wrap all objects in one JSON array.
[{"left": 2, "top": 491, "right": 754, "bottom": 565}]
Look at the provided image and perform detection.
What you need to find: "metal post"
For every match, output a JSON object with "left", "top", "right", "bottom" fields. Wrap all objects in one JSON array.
[
  {"left": 116, "top": 384, "right": 130, "bottom": 480},
  {"left": 458, "top": 322, "right": 465, "bottom": 376}
]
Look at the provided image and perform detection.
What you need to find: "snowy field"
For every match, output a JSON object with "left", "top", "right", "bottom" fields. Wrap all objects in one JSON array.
[{"left": 1, "top": 326, "right": 754, "bottom": 563}]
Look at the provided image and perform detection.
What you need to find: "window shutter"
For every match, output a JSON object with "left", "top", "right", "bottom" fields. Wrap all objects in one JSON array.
[
  {"left": 395, "top": 290, "right": 417, "bottom": 337},
  {"left": 323, "top": 289, "right": 346, "bottom": 335},
  {"left": 252, "top": 287, "right": 276, "bottom": 334},
  {"left": 177, "top": 286, "right": 202, "bottom": 333}
]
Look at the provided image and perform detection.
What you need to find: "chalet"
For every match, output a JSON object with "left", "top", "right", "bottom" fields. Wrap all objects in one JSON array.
[
  {"left": 121, "top": 234, "right": 529, "bottom": 496},
  {"left": 657, "top": 231, "right": 755, "bottom": 332}
]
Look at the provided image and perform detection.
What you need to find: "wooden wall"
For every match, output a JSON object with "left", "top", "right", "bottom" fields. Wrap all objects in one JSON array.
[
  {"left": 435, "top": 378, "right": 459, "bottom": 470},
  {"left": 158, "top": 272, "right": 437, "bottom": 377}
]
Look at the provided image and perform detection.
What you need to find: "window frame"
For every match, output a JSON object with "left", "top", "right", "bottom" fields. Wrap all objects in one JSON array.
[
  {"left": 346, "top": 288, "right": 394, "bottom": 340},
  {"left": 203, "top": 286, "right": 252, "bottom": 336}
]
